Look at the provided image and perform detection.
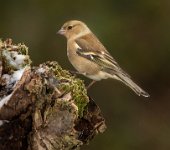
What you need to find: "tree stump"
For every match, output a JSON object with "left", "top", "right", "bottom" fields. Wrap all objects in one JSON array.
[{"left": 0, "top": 39, "right": 106, "bottom": 150}]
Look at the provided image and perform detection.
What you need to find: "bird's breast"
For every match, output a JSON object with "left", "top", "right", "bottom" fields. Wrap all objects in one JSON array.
[{"left": 67, "top": 41, "right": 100, "bottom": 77}]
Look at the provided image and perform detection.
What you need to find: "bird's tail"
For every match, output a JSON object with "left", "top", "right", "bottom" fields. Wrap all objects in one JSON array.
[{"left": 115, "top": 73, "right": 150, "bottom": 97}]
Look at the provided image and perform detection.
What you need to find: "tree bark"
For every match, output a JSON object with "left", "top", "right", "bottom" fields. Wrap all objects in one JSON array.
[{"left": 0, "top": 39, "right": 106, "bottom": 150}]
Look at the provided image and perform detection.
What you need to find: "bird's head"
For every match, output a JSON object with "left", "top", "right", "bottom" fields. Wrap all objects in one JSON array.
[{"left": 57, "top": 20, "right": 90, "bottom": 39}]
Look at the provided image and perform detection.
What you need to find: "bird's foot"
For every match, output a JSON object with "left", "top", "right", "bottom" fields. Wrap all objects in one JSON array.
[{"left": 86, "top": 80, "right": 96, "bottom": 90}]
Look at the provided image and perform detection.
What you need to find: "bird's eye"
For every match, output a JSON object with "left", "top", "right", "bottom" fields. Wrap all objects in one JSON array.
[{"left": 67, "top": 26, "right": 73, "bottom": 30}]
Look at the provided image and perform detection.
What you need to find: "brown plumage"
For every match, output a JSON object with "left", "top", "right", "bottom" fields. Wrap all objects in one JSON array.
[{"left": 57, "top": 20, "right": 149, "bottom": 97}]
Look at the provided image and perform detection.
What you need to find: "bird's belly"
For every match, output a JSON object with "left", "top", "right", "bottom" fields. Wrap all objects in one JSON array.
[
  {"left": 67, "top": 50, "right": 119, "bottom": 81},
  {"left": 67, "top": 50, "right": 100, "bottom": 78},
  {"left": 86, "top": 71, "right": 111, "bottom": 81}
]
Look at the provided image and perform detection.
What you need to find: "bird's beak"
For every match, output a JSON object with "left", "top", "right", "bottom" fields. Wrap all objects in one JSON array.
[{"left": 57, "top": 28, "right": 65, "bottom": 35}]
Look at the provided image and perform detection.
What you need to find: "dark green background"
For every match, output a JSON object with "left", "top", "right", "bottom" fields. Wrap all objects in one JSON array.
[{"left": 1, "top": 0, "right": 170, "bottom": 149}]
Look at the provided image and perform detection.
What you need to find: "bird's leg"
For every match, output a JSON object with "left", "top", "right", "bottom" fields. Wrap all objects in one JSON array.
[
  {"left": 86, "top": 80, "right": 96, "bottom": 90},
  {"left": 69, "top": 70, "right": 81, "bottom": 76}
]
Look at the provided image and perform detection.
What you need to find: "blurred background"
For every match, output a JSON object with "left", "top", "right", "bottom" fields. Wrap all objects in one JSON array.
[{"left": 0, "top": 0, "right": 170, "bottom": 149}]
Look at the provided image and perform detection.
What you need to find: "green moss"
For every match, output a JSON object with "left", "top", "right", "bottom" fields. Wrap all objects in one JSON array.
[
  {"left": 71, "top": 78, "right": 88, "bottom": 118},
  {"left": 17, "top": 43, "right": 29, "bottom": 55},
  {"left": 46, "top": 61, "right": 89, "bottom": 117},
  {"left": 17, "top": 43, "right": 32, "bottom": 65},
  {"left": 59, "top": 78, "right": 88, "bottom": 117}
]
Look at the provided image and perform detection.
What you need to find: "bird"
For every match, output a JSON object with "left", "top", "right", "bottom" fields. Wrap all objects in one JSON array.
[{"left": 57, "top": 20, "right": 149, "bottom": 97}]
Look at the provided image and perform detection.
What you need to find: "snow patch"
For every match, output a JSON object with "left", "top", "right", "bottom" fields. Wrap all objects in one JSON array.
[
  {"left": 0, "top": 67, "right": 26, "bottom": 108},
  {"left": 14, "top": 54, "right": 26, "bottom": 66},
  {"left": 2, "top": 50, "right": 27, "bottom": 70},
  {"left": 36, "top": 67, "right": 45, "bottom": 74},
  {"left": 12, "top": 67, "right": 26, "bottom": 85},
  {"left": 2, "top": 67, "right": 26, "bottom": 88},
  {"left": 0, "top": 94, "right": 12, "bottom": 109},
  {"left": 0, "top": 120, "right": 9, "bottom": 126}
]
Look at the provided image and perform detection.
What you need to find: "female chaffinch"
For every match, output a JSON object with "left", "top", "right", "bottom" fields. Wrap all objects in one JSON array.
[{"left": 58, "top": 20, "right": 149, "bottom": 97}]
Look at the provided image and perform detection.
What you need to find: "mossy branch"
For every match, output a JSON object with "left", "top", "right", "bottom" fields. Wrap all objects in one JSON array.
[{"left": 0, "top": 39, "right": 106, "bottom": 150}]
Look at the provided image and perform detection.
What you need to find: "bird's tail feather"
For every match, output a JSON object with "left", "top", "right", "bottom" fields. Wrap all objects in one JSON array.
[{"left": 115, "top": 73, "right": 150, "bottom": 97}]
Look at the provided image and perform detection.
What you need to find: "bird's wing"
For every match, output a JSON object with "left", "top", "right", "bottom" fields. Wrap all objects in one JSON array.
[{"left": 75, "top": 34, "right": 131, "bottom": 77}]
